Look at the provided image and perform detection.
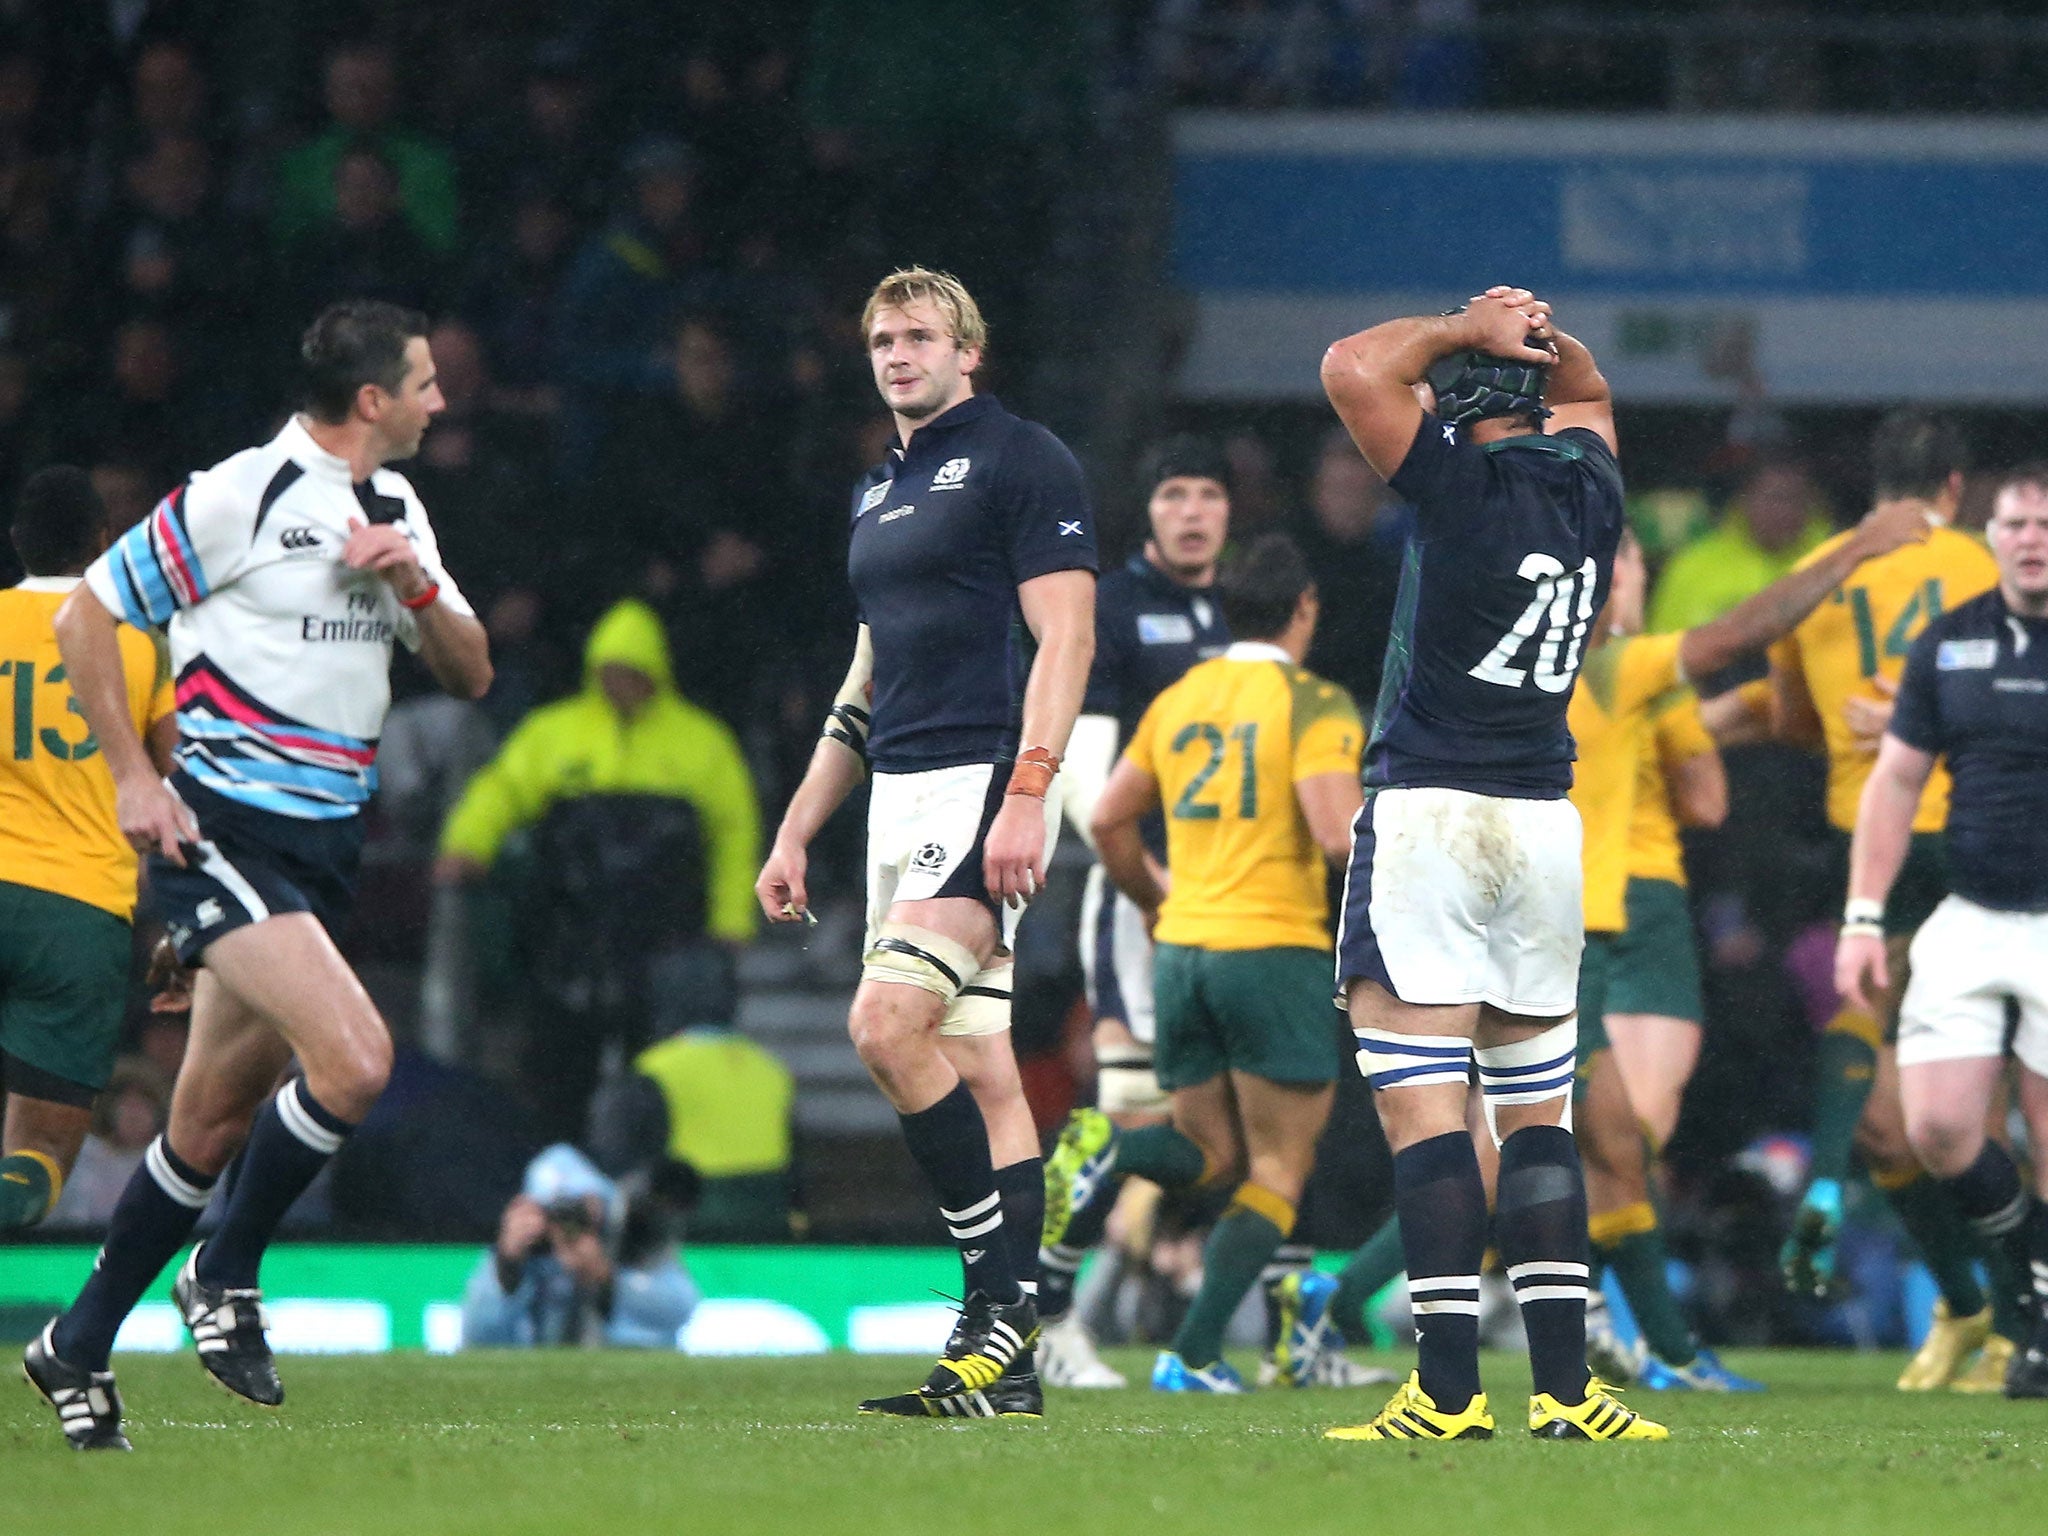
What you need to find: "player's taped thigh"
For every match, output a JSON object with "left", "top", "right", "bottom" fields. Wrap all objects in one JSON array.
[
  {"left": 940, "top": 954, "right": 1013, "bottom": 1038},
  {"left": 1353, "top": 1027, "right": 1473, "bottom": 1093},
  {"left": 1473, "top": 1018, "right": 1578, "bottom": 1144},
  {"left": 862, "top": 922, "right": 982, "bottom": 1007}
]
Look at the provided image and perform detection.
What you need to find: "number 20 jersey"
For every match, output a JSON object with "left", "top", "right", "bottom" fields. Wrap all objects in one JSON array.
[{"left": 1365, "top": 413, "right": 1626, "bottom": 799}]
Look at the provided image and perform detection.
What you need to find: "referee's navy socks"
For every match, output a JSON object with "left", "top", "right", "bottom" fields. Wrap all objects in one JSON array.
[
  {"left": 900, "top": 1081, "right": 1021, "bottom": 1304},
  {"left": 196, "top": 1078, "right": 356, "bottom": 1291},
  {"left": 1393, "top": 1130, "right": 1488, "bottom": 1413},
  {"left": 53, "top": 1136, "right": 217, "bottom": 1371}
]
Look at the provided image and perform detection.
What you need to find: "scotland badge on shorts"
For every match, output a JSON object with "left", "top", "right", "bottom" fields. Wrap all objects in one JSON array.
[{"left": 912, "top": 841, "right": 948, "bottom": 872}]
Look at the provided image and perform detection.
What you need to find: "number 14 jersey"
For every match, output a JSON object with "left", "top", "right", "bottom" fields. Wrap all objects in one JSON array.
[
  {"left": 1123, "top": 641, "right": 1362, "bottom": 952},
  {"left": 1366, "top": 413, "right": 1626, "bottom": 799}
]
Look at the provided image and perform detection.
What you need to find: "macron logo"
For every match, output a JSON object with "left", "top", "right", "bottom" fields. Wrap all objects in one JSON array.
[
  {"left": 1058, "top": 520, "right": 1083, "bottom": 537},
  {"left": 878, "top": 505, "right": 917, "bottom": 525}
]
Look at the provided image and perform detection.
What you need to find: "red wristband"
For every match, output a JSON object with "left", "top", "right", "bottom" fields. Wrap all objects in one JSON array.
[{"left": 400, "top": 581, "right": 441, "bottom": 611}]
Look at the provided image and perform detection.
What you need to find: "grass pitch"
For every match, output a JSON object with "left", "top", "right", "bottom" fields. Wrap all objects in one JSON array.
[{"left": 4, "top": 1348, "right": 2042, "bottom": 1535}]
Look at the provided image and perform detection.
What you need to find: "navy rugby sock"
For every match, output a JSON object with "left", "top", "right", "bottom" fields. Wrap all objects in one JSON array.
[
  {"left": 52, "top": 1136, "right": 216, "bottom": 1371},
  {"left": 900, "top": 1082, "right": 1020, "bottom": 1304},
  {"left": 1941, "top": 1142, "right": 2037, "bottom": 1321},
  {"left": 196, "top": 1078, "right": 356, "bottom": 1290},
  {"left": 1392, "top": 1131, "right": 1487, "bottom": 1413},
  {"left": 1496, "top": 1125, "right": 1593, "bottom": 1404},
  {"left": 994, "top": 1155, "right": 1044, "bottom": 1304}
]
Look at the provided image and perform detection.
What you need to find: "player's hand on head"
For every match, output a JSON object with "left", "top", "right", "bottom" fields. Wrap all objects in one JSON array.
[
  {"left": 1461, "top": 290, "right": 1555, "bottom": 364},
  {"left": 1833, "top": 929, "right": 1888, "bottom": 1015},
  {"left": 983, "top": 794, "right": 1048, "bottom": 909},
  {"left": 1855, "top": 497, "right": 1939, "bottom": 559}
]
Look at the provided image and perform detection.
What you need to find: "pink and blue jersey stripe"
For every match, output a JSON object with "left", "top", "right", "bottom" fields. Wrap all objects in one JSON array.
[
  {"left": 173, "top": 659, "right": 376, "bottom": 820},
  {"left": 106, "top": 487, "right": 210, "bottom": 628}
]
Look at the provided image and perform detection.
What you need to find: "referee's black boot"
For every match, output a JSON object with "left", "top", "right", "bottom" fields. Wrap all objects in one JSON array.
[
  {"left": 173, "top": 1245, "right": 284, "bottom": 1407},
  {"left": 23, "top": 1322, "right": 132, "bottom": 1451}
]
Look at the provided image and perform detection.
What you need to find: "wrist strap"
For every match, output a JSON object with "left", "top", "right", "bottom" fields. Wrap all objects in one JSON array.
[
  {"left": 1006, "top": 746, "right": 1061, "bottom": 799},
  {"left": 1843, "top": 897, "right": 1885, "bottom": 927},
  {"left": 400, "top": 581, "right": 441, "bottom": 611}
]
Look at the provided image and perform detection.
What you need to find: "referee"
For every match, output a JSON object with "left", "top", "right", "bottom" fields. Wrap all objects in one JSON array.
[
  {"left": 755, "top": 268, "right": 1096, "bottom": 1418},
  {"left": 1838, "top": 463, "right": 2048, "bottom": 1399}
]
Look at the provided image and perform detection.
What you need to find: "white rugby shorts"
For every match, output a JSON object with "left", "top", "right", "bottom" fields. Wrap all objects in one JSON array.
[
  {"left": 1079, "top": 863, "right": 1157, "bottom": 1044},
  {"left": 864, "top": 761, "right": 1058, "bottom": 957},
  {"left": 1897, "top": 895, "right": 2048, "bottom": 1076},
  {"left": 1336, "top": 785, "right": 1584, "bottom": 1016}
]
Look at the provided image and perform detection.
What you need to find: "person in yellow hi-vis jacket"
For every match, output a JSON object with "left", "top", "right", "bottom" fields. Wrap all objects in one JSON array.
[
  {"left": 437, "top": 597, "right": 760, "bottom": 1143},
  {"left": 0, "top": 468, "right": 175, "bottom": 1231}
]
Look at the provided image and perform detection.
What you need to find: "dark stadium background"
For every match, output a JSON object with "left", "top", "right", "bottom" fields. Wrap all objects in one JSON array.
[{"left": 2, "top": 0, "right": 2045, "bottom": 1355}]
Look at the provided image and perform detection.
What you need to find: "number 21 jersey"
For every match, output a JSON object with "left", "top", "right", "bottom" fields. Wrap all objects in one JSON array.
[{"left": 1365, "top": 412, "right": 1625, "bottom": 799}]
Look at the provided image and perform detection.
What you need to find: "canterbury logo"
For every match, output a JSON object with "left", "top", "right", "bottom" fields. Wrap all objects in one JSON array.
[{"left": 279, "top": 527, "right": 323, "bottom": 551}]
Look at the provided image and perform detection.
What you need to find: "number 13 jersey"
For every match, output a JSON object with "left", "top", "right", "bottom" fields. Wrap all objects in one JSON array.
[
  {"left": 1123, "top": 641, "right": 1362, "bottom": 951},
  {"left": 1366, "top": 413, "right": 1625, "bottom": 799}
]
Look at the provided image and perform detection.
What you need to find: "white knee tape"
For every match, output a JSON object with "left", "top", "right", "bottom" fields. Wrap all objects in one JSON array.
[
  {"left": 1473, "top": 1018, "right": 1577, "bottom": 1143},
  {"left": 1096, "top": 1058, "right": 1169, "bottom": 1115},
  {"left": 1354, "top": 1029, "right": 1472, "bottom": 1092},
  {"left": 940, "top": 955, "right": 1013, "bottom": 1037},
  {"left": 862, "top": 923, "right": 980, "bottom": 1002}
]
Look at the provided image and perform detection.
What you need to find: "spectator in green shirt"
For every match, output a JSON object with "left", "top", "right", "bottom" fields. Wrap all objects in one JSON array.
[
  {"left": 272, "top": 41, "right": 460, "bottom": 257},
  {"left": 1648, "top": 452, "right": 1834, "bottom": 632}
]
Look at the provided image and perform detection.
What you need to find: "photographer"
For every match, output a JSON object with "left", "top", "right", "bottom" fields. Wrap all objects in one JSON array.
[{"left": 460, "top": 1144, "right": 699, "bottom": 1349}]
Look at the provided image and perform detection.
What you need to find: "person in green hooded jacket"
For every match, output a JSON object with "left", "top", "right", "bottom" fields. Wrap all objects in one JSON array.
[{"left": 437, "top": 598, "right": 761, "bottom": 1142}]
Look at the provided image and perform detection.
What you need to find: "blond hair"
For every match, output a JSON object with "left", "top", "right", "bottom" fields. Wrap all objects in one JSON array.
[{"left": 861, "top": 266, "right": 987, "bottom": 352}]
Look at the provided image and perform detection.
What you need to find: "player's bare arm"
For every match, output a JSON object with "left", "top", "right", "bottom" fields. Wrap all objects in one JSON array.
[
  {"left": 756, "top": 625, "right": 873, "bottom": 921},
  {"left": 1294, "top": 770, "right": 1364, "bottom": 864},
  {"left": 1666, "top": 748, "right": 1728, "bottom": 829},
  {"left": 1678, "top": 498, "right": 1933, "bottom": 679},
  {"left": 1836, "top": 733, "right": 1936, "bottom": 1011},
  {"left": 342, "top": 517, "right": 491, "bottom": 699},
  {"left": 1535, "top": 329, "right": 1616, "bottom": 452},
  {"left": 1089, "top": 757, "right": 1165, "bottom": 920},
  {"left": 985, "top": 567, "right": 1095, "bottom": 907},
  {"left": 1319, "top": 291, "right": 1552, "bottom": 479},
  {"left": 1768, "top": 647, "right": 1828, "bottom": 749},
  {"left": 51, "top": 584, "right": 196, "bottom": 863}
]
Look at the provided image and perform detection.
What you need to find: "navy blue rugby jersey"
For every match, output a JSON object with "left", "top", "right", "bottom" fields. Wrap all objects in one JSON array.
[
  {"left": 847, "top": 394, "right": 1098, "bottom": 773},
  {"left": 1084, "top": 552, "right": 1230, "bottom": 746},
  {"left": 1365, "top": 412, "right": 1626, "bottom": 798},
  {"left": 1890, "top": 588, "right": 2048, "bottom": 912}
]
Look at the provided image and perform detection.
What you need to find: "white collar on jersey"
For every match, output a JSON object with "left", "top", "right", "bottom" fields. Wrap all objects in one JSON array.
[
  {"left": 278, "top": 414, "right": 357, "bottom": 483},
  {"left": 1224, "top": 640, "right": 1291, "bottom": 664},
  {"left": 13, "top": 575, "right": 82, "bottom": 593}
]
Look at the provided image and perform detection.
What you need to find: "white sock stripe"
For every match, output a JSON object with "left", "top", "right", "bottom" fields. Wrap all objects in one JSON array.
[
  {"left": 145, "top": 1137, "right": 211, "bottom": 1208},
  {"left": 948, "top": 1211, "right": 1004, "bottom": 1240},
  {"left": 1971, "top": 1191, "right": 2030, "bottom": 1236},
  {"left": 274, "top": 1080, "right": 346, "bottom": 1155},
  {"left": 1507, "top": 1261, "right": 1590, "bottom": 1283},
  {"left": 1019, "top": 1280, "right": 1038, "bottom": 1296},
  {"left": 1413, "top": 1298, "right": 1483, "bottom": 1316},
  {"left": 1407, "top": 1275, "right": 1481, "bottom": 1296},
  {"left": 193, "top": 839, "right": 271, "bottom": 924},
  {"left": 939, "top": 1191, "right": 1002, "bottom": 1223},
  {"left": 1512, "top": 1284, "right": 1587, "bottom": 1303}
]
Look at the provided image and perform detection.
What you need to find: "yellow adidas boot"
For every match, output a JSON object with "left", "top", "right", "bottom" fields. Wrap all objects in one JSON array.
[
  {"left": 1324, "top": 1371, "right": 1495, "bottom": 1441},
  {"left": 1529, "top": 1378, "right": 1669, "bottom": 1441},
  {"left": 1898, "top": 1301, "right": 1992, "bottom": 1390}
]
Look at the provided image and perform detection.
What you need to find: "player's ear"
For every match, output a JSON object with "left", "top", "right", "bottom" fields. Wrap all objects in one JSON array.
[{"left": 958, "top": 343, "right": 982, "bottom": 379}]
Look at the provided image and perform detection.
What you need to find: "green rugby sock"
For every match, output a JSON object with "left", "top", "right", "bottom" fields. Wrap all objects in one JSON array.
[
  {"left": 1592, "top": 1206, "right": 1695, "bottom": 1368},
  {"left": 1809, "top": 1023, "right": 1879, "bottom": 1185},
  {"left": 1880, "top": 1171, "right": 1986, "bottom": 1318},
  {"left": 1172, "top": 1186, "right": 1291, "bottom": 1368},
  {"left": 1331, "top": 1214, "right": 1405, "bottom": 1347},
  {"left": 1114, "top": 1124, "right": 1207, "bottom": 1189},
  {"left": 0, "top": 1151, "right": 59, "bottom": 1231}
]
